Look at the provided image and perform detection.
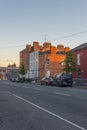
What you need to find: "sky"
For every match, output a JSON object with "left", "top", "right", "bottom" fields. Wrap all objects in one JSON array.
[{"left": 0, "top": 0, "right": 87, "bottom": 67}]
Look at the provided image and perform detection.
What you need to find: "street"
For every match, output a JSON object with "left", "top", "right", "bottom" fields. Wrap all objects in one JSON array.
[{"left": 0, "top": 81, "right": 87, "bottom": 130}]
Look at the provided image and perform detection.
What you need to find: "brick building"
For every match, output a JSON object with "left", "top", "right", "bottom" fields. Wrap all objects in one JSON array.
[
  {"left": 72, "top": 43, "right": 87, "bottom": 79},
  {"left": 20, "top": 44, "right": 31, "bottom": 70},
  {"left": 20, "top": 42, "right": 42, "bottom": 70},
  {"left": 20, "top": 41, "right": 70, "bottom": 79},
  {"left": 39, "top": 42, "right": 70, "bottom": 79}
]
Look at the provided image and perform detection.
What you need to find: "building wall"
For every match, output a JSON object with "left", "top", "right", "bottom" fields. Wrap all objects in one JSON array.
[
  {"left": 38, "top": 44, "right": 68, "bottom": 79},
  {"left": 73, "top": 48, "right": 87, "bottom": 79},
  {"left": 47, "top": 54, "right": 66, "bottom": 77},
  {"left": 29, "top": 51, "right": 39, "bottom": 79},
  {"left": 20, "top": 44, "right": 31, "bottom": 70},
  {"left": 39, "top": 53, "right": 66, "bottom": 79},
  {"left": 39, "top": 55, "right": 45, "bottom": 79},
  {"left": 0, "top": 73, "right": 3, "bottom": 80}
]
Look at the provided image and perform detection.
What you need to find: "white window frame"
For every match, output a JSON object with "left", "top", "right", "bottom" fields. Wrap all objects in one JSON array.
[{"left": 77, "top": 54, "right": 81, "bottom": 65}]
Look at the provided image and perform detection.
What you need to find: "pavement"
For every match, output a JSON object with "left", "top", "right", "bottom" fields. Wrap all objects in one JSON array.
[{"left": 72, "top": 79, "right": 87, "bottom": 89}]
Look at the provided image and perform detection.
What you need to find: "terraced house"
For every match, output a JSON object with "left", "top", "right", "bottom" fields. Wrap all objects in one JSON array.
[
  {"left": 72, "top": 42, "right": 87, "bottom": 79},
  {"left": 20, "top": 41, "right": 70, "bottom": 79}
]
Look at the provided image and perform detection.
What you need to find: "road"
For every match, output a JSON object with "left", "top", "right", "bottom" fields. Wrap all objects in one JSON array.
[{"left": 0, "top": 80, "right": 87, "bottom": 130}]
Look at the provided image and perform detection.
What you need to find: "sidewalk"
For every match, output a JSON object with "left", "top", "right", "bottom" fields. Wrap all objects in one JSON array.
[{"left": 73, "top": 79, "right": 87, "bottom": 89}]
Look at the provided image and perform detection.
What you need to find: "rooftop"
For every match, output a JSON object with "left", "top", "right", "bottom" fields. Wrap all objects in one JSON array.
[{"left": 72, "top": 42, "right": 87, "bottom": 51}]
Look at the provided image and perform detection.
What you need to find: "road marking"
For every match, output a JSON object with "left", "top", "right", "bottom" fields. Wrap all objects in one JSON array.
[
  {"left": 54, "top": 92, "right": 71, "bottom": 97},
  {"left": 11, "top": 93, "right": 86, "bottom": 130}
]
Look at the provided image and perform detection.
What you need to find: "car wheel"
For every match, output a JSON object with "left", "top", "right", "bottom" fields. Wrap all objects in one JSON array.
[
  {"left": 41, "top": 83, "right": 43, "bottom": 85},
  {"left": 69, "top": 84, "right": 72, "bottom": 87},
  {"left": 45, "top": 82, "right": 47, "bottom": 86}
]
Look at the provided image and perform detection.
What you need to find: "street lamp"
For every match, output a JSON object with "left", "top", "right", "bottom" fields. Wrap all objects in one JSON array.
[{"left": 7, "top": 59, "right": 14, "bottom": 79}]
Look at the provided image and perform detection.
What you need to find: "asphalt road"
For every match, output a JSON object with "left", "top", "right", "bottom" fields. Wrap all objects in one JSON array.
[{"left": 0, "top": 80, "right": 87, "bottom": 130}]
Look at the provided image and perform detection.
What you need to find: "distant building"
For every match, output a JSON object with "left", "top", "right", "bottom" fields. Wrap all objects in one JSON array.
[
  {"left": 72, "top": 43, "right": 87, "bottom": 79},
  {"left": 0, "top": 64, "right": 18, "bottom": 80}
]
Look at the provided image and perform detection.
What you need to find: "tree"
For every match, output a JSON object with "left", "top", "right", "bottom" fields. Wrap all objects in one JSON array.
[
  {"left": 18, "top": 62, "right": 26, "bottom": 76},
  {"left": 62, "top": 51, "right": 78, "bottom": 73}
]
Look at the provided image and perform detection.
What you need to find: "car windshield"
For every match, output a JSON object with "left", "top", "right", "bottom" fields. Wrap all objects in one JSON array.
[
  {"left": 46, "top": 78, "right": 51, "bottom": 80},
  {"left": 63, "top": 74, "right": 72, "bottom": 78},
  {"left": 56, "top": 73, "right": 62, "bottom": 78}
]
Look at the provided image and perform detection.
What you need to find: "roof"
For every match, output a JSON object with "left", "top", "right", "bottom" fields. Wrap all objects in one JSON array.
[{"left": 71, "top": 42, "right": 87, "bottom": 51}]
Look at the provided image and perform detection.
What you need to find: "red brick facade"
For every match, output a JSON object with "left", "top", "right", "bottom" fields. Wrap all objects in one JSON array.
[
  {"left": 20, "top": 44, "right": 31, "bottom": 70},
  {"left": 72, "top": 44, "right": 87, "bottom": 79},
  {"left": 38, "top": 43, "right": 69, "bottom": 79},
  {"left": 39, "top": 53, "right": 66, "bottom": 79}
]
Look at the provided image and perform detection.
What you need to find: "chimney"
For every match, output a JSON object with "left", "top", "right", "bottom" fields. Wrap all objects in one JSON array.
[
  {"left": 64, "top": 47, "right": 70, "bottom": 53},
  {"left": 33, "top": 41, "right": 39, "bottom": 51},
  {"left": 26, "top": 44, "right": 31, "bottom": 51},
  {"left": 51, "top": 46, "right": 56, "bottom": 54}
]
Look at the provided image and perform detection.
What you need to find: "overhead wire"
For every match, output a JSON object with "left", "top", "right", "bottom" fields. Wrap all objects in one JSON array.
[
  {"left": 0, "top": 30, "right": 87, "bottom": 49},
  {"left": 50, "top": 30, "right": 87, "bottom": 42},
  {"left": 0, "top": 44, "right": 25, "bottom": 49}
]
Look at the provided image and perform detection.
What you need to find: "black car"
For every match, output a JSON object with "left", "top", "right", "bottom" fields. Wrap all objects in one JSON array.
[{"left": 52, "top": 73, "right": 73, "bottom": 87}]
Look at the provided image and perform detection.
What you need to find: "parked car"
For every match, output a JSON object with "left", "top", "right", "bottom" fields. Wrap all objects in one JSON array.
[
  {"left": 40, "top": 77, "right": 53, "bottom": 86},
  {"left": 16, "top": 77, "right": 25, "bottom": 83},
  {"left": 52, "top": 73, "right": 73, "bottom": 87},
  {"left": 10, "top": 77, "right": 16, "bottom": 82}
]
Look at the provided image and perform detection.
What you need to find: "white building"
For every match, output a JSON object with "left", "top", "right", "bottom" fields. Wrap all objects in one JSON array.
[{"left": 29, "top": 51, "right": 39, "bottom": 79}]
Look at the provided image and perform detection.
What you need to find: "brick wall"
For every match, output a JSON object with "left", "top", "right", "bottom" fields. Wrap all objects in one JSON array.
[
  {"left": 20, "top": 45, "right": 31, "bottom": 70},
  {"left": 38, "top": 53, "right": 66, "bottom": 79}
]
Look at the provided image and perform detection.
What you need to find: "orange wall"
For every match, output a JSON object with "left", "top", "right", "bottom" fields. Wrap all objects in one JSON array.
[{"left": 39, "top": 53, "right": 66, "bottom": 79}]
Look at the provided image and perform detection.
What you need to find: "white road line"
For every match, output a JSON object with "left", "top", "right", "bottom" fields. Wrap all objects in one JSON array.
[
  {"left": 11, "top": 93, "right": 86, "bottom": 130},
  {"left": 54, "top": 92, "right": 71, "bottom": 97}
]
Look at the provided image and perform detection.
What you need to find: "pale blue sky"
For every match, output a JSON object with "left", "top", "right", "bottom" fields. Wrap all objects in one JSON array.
[{"left": 0, "top": 0, "right": 87, "bottom": 66}]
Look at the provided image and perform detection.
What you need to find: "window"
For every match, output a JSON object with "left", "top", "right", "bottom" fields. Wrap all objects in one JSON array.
[
  {"left": 46, "top": 58, "right": 50, "bottom": 65},
  {"left": 61, "top": 59, "right": 65, "bottom": 66},
  {"left": 36, "top": 62, "right": 38, "bottom": 70},
  {"left": 77, "top": 54, "right": 81, "bottom": 65}
]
